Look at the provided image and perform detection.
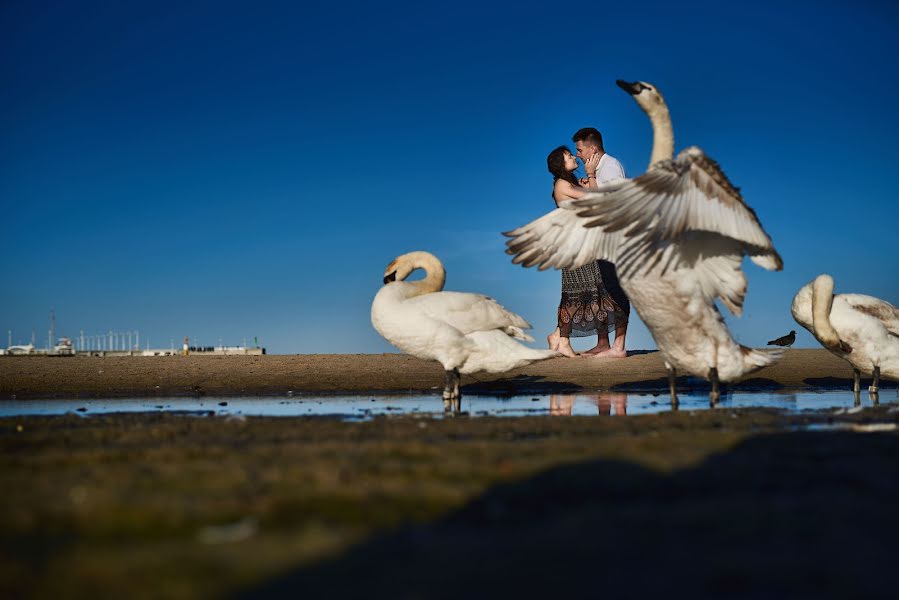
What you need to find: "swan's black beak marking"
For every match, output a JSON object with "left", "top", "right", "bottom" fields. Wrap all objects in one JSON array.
[
  {"left": 383, "top": 271, "right": 397, "bottom": 284},
  {"left": 616, "top": 80, "right": 641, "bottom": 95}
]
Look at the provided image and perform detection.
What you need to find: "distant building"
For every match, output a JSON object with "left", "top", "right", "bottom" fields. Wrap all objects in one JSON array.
[{"left": 6, "top": 344, "right": 35, "bottom": 355}]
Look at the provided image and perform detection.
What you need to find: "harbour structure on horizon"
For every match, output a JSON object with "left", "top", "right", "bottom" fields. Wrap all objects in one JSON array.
[
  {"left": 79, "top": 342, "right": 266, "bottom": 357},
  {"left": 2, "top": 337, "right": 265, "bottom": 357},
  {"left": 4, "top": 319, "right": 265, "bottom": 357}
]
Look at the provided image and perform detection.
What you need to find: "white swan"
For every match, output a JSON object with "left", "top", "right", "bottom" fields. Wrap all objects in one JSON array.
[
  {"left": 792, "top": 274, "right": 899, "bottom": 396},
  {"left": 371, "top": 251, "right": 558, "bottom": 410},
  {"left": 505, "top": 80, "right": 785, "bottom": 405}
]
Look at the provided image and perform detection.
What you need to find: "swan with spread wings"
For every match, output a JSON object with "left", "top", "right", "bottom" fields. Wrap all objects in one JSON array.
[{"left": 505, "top": 80, "right": 784, "bottom": 405}]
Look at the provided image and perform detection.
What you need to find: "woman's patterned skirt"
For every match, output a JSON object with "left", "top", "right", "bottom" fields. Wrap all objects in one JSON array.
[{"left": 557, "top": 260, "right": 630, "bottom": 338}]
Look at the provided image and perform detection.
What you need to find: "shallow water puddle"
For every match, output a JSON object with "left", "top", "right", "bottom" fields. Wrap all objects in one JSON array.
[{"left": 1, "top": 389, "right": 895, "bottom": 419}]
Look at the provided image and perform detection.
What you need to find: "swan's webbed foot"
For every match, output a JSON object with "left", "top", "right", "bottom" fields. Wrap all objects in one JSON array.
[
  {"left": 868, "top": 366, "right": 880, "bottom": 394},
  {"left": 442, "top": 369, "right": 455, "bottom": 411},
  {"left": 869, "top": 390, "right": 880, "bottom": 406},
  {"left": 666, "top": 364, "right": 679, "bottom": 410},
  {"left": 442, "top": 369, "right": 462, "bottom": 413},
  {"left": 709, "top": 367, "right": 721, "bottom": 407}
]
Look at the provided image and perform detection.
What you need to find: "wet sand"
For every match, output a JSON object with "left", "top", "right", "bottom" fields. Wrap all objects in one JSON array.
[{"left": 0, "top": 349, "right": 871, "bottom": 399}]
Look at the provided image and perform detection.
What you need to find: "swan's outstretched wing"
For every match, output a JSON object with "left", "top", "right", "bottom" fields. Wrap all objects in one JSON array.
[
  {"left": 503, "top": 148, "right": 777, "bottom": 316},
  {"left": 572, "top": 146, "right": 783, "bottom": 271},
  {"left": 843, "top": 294, "right": 899, "bottom": 338},
  {"left": 502, "top": 202, "right": 752, "bottom": 313},
  {"left": 502, "top": 206, "right": 627, "bottom": 272},
  {"left": 405, "top": 291, "right": 534, "bottom": 341},
  {"left": 681, "top": 239, "right": 749, "bottom": 316},
  {"left": 504, "top": 207, "right": 758, "bottom": 318}
]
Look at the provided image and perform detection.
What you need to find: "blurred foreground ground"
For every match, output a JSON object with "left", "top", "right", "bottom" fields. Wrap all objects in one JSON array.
[
  {"left": 2, "top": 350, "right": 897, "bottom": 597},
  {"left": 2, "top": 404, "right": 899, "bottom": 598}
]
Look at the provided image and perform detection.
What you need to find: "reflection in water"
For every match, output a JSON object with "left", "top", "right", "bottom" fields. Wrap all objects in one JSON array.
[
  {"left": 1, "top": 389, "right": 894, "bottom": 419},
  {"left": 550, "top": 392, "right": 629, "bottom": 416},
  {"left": 853, "top": 390, "right": 881, "bottom": 406},
  {"left": 549, "top": 395, "right": 575, "bottom": 416},
  {"left": 594, "top": 392, "right": 628, "bottom": 416}
]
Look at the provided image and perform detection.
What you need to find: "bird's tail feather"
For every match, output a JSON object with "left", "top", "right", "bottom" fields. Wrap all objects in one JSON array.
[
  {"left": 463, "top": 330, "right": 559, "bottom": 373},
  {"left": 741, "top": 346, "right": 786, "bottom": 372},
  {"left": 505, "top": 348, "right": 561, "bottom": 370},
  {"left": 504, "top": 326, "right": 534, "bottom": 342}
]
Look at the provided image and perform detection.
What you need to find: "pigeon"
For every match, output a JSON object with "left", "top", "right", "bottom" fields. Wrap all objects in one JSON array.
[{"left": 767, "top": 330, "right": 796, "bottom": 347}]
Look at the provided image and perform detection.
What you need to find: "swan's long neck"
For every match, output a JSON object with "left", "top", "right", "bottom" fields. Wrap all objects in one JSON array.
[
  {"left": 406, "top": 254, "right": 446, "bottom": 296},
  {"left": 646, "top": 104, "right": 674, "bottom": 168},
  {"left": 811, "top": 275, "right": 840, "bottom": 348}
]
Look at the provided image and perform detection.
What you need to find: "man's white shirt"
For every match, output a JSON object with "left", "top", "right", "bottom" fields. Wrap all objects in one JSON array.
[{"left": 597, "top": 153, "right": 626, "bottom": 183}]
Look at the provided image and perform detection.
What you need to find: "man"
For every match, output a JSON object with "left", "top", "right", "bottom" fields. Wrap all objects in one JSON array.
[
  {"left": 571, "top": 127, "right": 630, "bottom": 358},
  {"left": 573, "top": 127, "right": 626, "bottom": 185}
]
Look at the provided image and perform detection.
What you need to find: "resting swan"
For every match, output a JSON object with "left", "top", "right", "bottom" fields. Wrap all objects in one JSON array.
[
  {"left": 505, "top": 80, "right": 785, "bottom": 405},
  {"left": 371, "top": 251, "right": 558, "bottom": 411},
  {"left": 792, "top": 274, "right": 899, "bottom": 396}
]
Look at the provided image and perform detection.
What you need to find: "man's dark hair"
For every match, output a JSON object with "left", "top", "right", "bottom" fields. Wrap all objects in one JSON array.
[{"left": 572, "top": 127, "right": 604, "bottom": 151}]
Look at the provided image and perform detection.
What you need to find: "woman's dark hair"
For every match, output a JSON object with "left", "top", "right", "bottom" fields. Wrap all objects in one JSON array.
[{"left": 547, "top": 146, "right": 580, "bottom": 193}]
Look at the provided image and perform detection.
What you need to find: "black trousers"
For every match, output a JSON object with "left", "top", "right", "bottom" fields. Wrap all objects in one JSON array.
[{"left": 597, "top": 260, "right": 630, "bottom": 320}]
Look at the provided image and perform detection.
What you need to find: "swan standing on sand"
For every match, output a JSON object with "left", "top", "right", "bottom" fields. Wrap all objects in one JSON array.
[
  {"left": 371, "top": 251, "right": 558, "bottom": 411},
  {"left": 792, "top": 274, "right": 899, "bottom": 397},
  {"left": 505, "top": 80, "right": 785, "bottom": 406}
]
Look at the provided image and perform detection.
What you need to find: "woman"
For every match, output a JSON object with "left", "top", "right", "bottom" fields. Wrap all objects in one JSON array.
[{"left": 545, "top": 146, "right": 628, "bottom": 357}]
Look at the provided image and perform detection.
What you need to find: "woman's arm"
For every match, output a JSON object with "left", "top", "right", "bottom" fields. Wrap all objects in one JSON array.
[{"left": 553, "top": 179, "right": 588, "bottom": 205}]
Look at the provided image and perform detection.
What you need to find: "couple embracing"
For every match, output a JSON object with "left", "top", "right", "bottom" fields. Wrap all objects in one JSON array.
[{"left": 545, "top": 128, "right": 630, "bottom": 358}]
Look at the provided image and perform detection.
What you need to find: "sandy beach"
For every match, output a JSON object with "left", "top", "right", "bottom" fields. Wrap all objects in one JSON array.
[{"left": 0, "top": 348, "right": 873, "bottom": 399}]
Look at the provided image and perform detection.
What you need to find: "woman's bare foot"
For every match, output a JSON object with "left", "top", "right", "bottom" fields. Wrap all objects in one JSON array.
[
  {"left": 589, "top": 348, "right": 627, "bottom": 358},
  {"left": 547, "top": 329, "right": 561, "bottom": 350},
  {"left": 582, "top": 344, "right": 611, "bottom": 355},
  {"left": 556, "top": 340, "right": 579, "bottom": 358}
]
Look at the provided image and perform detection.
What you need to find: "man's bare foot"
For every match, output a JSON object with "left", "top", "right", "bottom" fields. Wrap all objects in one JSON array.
[
  {"left": 589, "top": 348, "right": 627, "bottom": 358},
  {"left": 582, "top": 344, "right": 612, "bottom": 355}
]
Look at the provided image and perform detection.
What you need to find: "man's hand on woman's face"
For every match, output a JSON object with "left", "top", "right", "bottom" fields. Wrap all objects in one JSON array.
[{"left": 583, "top": 152, "right": 600, "bottom": 175}]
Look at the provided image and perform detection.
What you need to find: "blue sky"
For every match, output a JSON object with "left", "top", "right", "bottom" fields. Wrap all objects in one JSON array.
[{"left": 2, "top": 0, "right": 897, "bottom": 354}]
